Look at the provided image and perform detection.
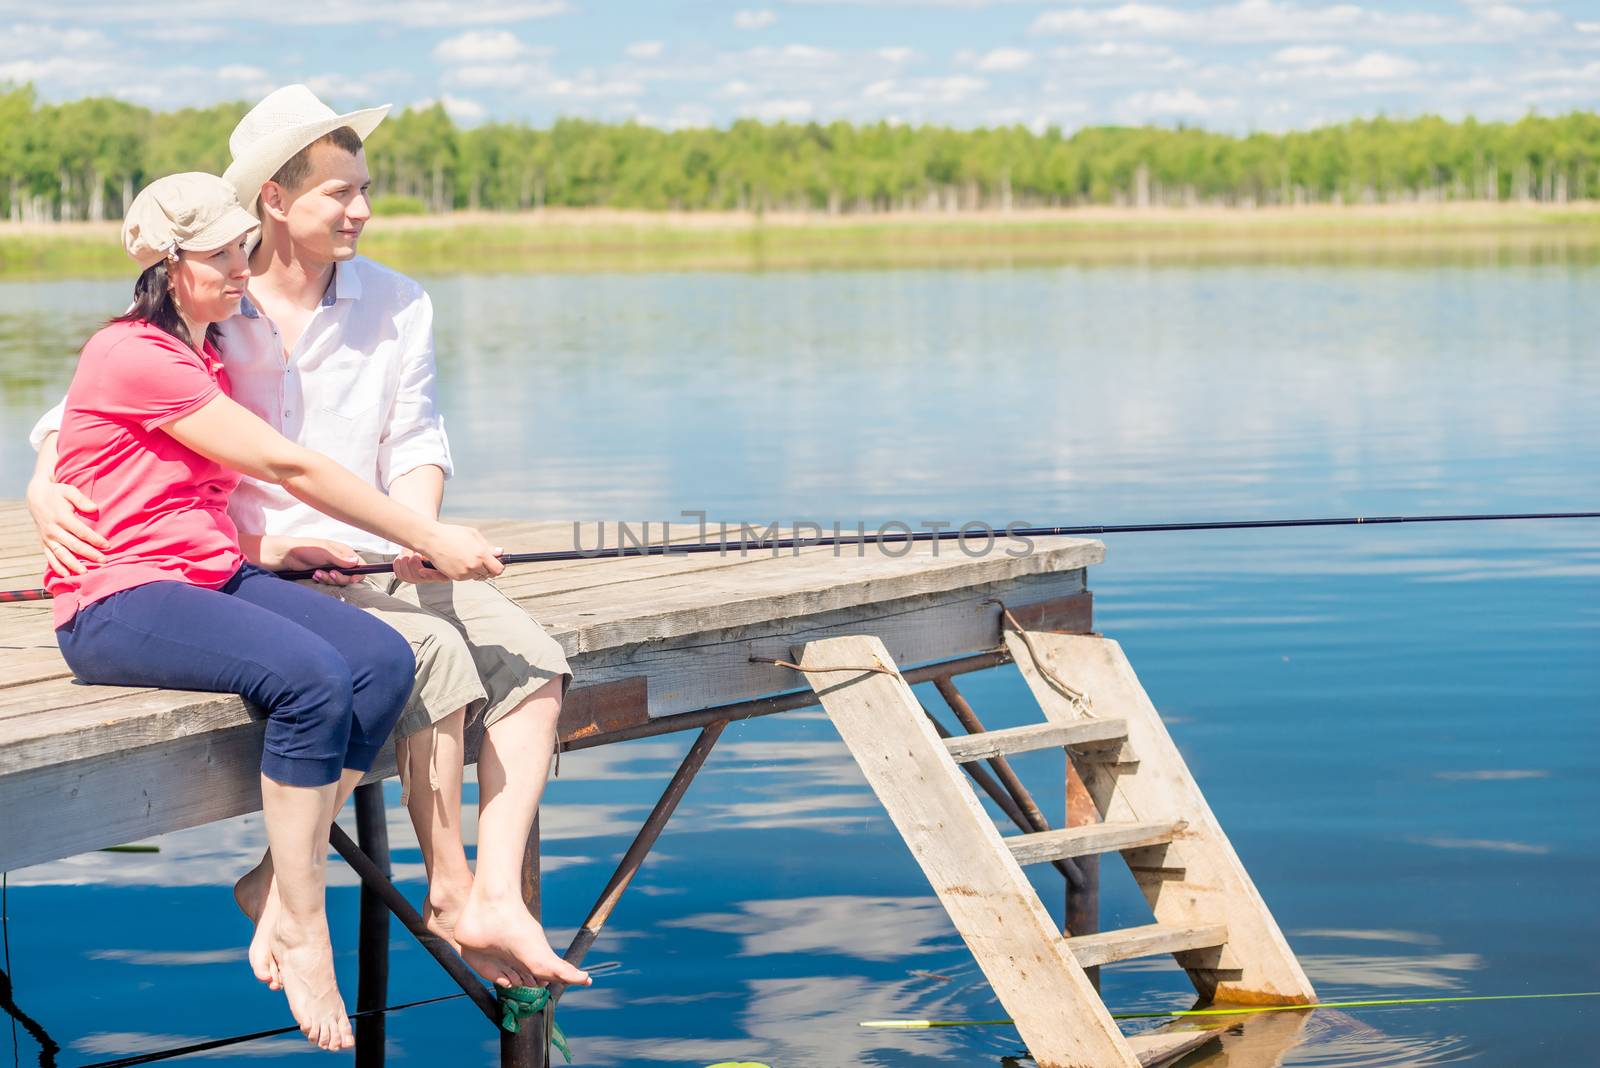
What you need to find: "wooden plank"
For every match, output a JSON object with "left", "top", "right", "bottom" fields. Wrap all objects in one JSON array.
[
  {"left": 0, "top": 675, "right": 646, "bottom": 871},
  {"left": 0, "top": 569, "right": 1086, "bottom": 772},
  {"left": 570, "top": 568, "right": 1086, "bottom": 719},
  {"left": 1004, "top": 820, "right": 1181, "bottom": 866},
  {"left": 1126, "top": 1030, "right": 1220, "bottom": 1067},
  {"left": 943, "top": 718, "right": 1128, "bottom": 763},
  {"left": 525, "top": 536, "right": 1101, "bottom": 651},
  {"left": 794, "top": 634, "right": 1140, "bottom": 1068},
  {"left": 1066, "top": 923, "right": 1229, "bottom": 969},
  {"left": 1007, "top": 631, "right": 1316, "bottom": 1006}
]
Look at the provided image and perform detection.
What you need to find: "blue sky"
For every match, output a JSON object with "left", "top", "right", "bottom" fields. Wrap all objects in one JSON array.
[{"left": 3, "top": 0, "right": 1598, "bottom": 131}]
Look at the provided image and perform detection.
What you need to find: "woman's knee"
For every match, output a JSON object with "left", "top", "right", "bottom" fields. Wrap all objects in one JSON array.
[
  {"left": 282, "top": 643, "right": 358, "bottom": 727},
  {"left": 365, "top": 626, "right": 418, "bottom": 719}
]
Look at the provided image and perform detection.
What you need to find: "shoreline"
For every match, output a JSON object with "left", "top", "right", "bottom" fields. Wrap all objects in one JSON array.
[{"left": 4, "top": 202, "right": 1599, "bottom": 279}]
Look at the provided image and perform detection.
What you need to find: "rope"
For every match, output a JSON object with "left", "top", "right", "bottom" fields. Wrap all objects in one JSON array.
[
  {"left": 75, "top": 992, "right": 469, "bottom": 1068},
  {"left": 858, "top": 990, "right": 1600, "bottom": 1029},
  {"left": 986, "top": 600, "right": 1094, "bottom": 716},
  {"left": 748, "top": 656, "right": 898, "bottom": 676},
  {"left": 498, "top": 985, "right": 572, "bottom": 1062}
]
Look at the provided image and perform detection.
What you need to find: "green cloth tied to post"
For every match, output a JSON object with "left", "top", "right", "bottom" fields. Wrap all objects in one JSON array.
[{"left": 498, "top": 985, "right": 573, "bottom": 1063}]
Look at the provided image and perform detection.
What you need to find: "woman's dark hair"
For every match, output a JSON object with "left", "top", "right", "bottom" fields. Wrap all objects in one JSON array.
[{"left": 111, "top": 259, "right": 224, "bottom": 350}]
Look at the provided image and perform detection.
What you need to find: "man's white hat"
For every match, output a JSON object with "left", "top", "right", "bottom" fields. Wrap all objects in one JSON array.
[{"left": 222, "top": 84, "right": 390, "bottom": 214}]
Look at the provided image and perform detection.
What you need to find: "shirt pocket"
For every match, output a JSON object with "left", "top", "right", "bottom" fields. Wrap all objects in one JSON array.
[{"left": 305, "top": 394, "right": 381, "bottom": 458}]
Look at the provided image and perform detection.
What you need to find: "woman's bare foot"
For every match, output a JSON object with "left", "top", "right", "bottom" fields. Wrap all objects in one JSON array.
[
  {"left": 426, "top": 887, "right": 525, "bottom": 988},
  {"left": 454, "top": 892, "right": 591, "bottom": 989},
  {"left": 233, "top": 861, "right": 282, "bottom": 989},
  {"left": 270, "top": 916, "right": 353, "bottom": 1051}
]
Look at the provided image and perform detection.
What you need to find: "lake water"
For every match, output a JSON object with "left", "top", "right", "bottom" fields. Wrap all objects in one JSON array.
[{"left": 1, "top": 246, "right": 1597, "bottom": 1066}]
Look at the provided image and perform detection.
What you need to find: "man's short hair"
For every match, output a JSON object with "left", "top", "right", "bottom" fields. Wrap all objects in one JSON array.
[{"left": 268, "top": 125, "right": 365, "bottom": 195}]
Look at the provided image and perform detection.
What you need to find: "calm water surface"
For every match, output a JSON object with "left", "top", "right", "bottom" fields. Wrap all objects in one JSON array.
[{"left": 1, "top": 250, "right": 1596, "bottom": 1066}]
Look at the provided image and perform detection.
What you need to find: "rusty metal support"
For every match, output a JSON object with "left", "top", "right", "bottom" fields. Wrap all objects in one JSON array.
[
  {"left": 328, "top": 823, "right": 500, "bottom": 1023},
  {"left": 931, "top": 674, "right": 1086, "bottom": 890},
  {"left": 1066, "top": 757, "right": 1102, "bottom": 989},
  {"left": 561, "top": 649, "right": 1010, "bottom": 752},
  {"left": 549, "top": 722, "right": 726, "bottom": 1008}
]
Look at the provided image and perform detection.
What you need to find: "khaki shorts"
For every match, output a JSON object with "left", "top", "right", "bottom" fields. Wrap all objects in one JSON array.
[{"left": 300, "top": 555, "right": 572, "bottom": 742}]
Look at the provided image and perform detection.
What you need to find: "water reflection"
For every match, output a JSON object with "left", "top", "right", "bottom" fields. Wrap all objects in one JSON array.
[
  {"left": 662, "top": 895, "right": 960, "bottom": 961},
  {"left": 2, "top": 241, "right": 1597, "bottom": 1065}
]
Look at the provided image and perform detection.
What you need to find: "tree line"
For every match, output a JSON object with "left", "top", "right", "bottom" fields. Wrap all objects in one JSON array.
[{"left": 5, "top": 83, "right": 1600, "bottom": 221}]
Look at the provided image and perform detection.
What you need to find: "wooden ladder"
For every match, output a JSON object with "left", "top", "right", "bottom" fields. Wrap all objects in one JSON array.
[{"left": 792, "top": 629, "right": 1316, "bottom": 1068}]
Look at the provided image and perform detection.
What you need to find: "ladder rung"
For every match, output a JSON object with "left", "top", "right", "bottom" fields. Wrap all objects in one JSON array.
[
  {"left": 1066, "top": 923, "right": 1228, "bottom": 969},
  {"left": 943, "top": 718, "right": 1129, "bottom": 763},
  {"left": 1005, "top": 820, "right": 1182, "bottom": 866}
]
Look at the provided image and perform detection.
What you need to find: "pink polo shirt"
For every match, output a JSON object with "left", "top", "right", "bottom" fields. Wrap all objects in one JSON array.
[{"left": 46, "top": 319, "right": 244, "bottom": 626}]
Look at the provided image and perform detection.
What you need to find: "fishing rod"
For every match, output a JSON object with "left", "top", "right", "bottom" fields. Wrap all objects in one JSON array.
[{"left": 2, "top": 509, "right": 1597, "bottom": 603}]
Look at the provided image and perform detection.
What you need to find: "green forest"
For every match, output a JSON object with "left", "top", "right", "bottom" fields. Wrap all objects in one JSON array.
[{"left": 5, "top": 83, "right": 1600, "bottom": 221}]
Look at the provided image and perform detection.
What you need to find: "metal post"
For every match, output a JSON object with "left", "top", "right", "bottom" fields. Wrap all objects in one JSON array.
[
  {"left": 328, "top": 825, "right": 500, "bottom": 1022},
  {"left": 501, "top": 814, "right": 547, "bottom": 1068},
  {"left": 552, "top": 722, "right": 725, "bottom": 1003},
  {"left": 354, "top": 782, "right": 391, "bottom": 1068},
  {"left": 1065, "top": 757, "right": 1101, "bottom": 989}
]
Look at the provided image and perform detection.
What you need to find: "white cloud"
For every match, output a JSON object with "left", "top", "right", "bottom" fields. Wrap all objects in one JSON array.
[
  {"left": 1119, "top": 86, "right": 1237, "bottom": 120},
  {"left": 433, "top": 29, "right": 531, "bottom": 64},
  {"left": 855, "top": 73, "right": 988, "bottom": 107},
  {"left": 447, "top": 63, "right": 544, "bottom": 88},
  {"left": 305, "top": 72, "right": 386, "bottom": 100},
  {"left": 441, "top": 94, "right": 488, "bottom": 121},
  {"left": 541, "top": 77, "right": 643, "bottom": 100},
  {"left": 1029, "top": 1, "right": 1462, "bottom": 45},
  {"left": 1260, "top": 49, "right": 1423, "bottom": 88},
  {"left": 742, "top": 97, "right": 813, "bottom": 120},
  {"left": 0, "top": 1, "right": 572, "bottom": 27},
  {"left": 1339, "top": 51, "right": 1420, "bottom": 81},
  {"left": 625, "top": 40, "right": 664, "bottom": 59},
  {"left": 876, "top": 46, "right": 918, "bottom": 64},
  {"left": 1, "top": 22, "right": 112, "bottom": 54},
  {"left": 734, "top": 8, "right": 778, "bottom": 30},
  {"left": 215, "top": 64, "right": 270, "bottom": 83},
  {"left": 974, "top": 47, "right": 1032, "bottom": 71},
  {"left": 1271, "top": 45, "right": 1345, "bottom": 65}
]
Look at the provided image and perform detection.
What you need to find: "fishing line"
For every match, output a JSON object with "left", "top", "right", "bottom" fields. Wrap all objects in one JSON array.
[
  {"left": 0, "top": 875, "right": 58, "bottom": 1067},
  {"left": 75, "top": 991, "right": 470, "bottom": 1068},
  {"left": 3, "top": 508, "right": 1597, "bottom": 601},
  {"left": 74, "top": 961, "right": 622, "bottom": 1068},
  {"left": 858, "top": 989, "right": 1600, "bottom": 1029},
  {"left": 3, "top": 872, "right": 13, "bottom": 1068}
]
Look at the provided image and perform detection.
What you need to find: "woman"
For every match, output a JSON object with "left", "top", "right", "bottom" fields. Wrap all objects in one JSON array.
[{"left": 47, "top": 173, "right": 505, "bottom": 1052}]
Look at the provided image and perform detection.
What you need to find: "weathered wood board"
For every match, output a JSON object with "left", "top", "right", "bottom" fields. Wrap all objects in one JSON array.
[{"left": 0, "top": 500, "right": 1101, "bottom": 871}]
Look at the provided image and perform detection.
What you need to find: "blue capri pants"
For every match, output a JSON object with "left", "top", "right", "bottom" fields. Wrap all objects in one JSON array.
[{"left": 56, "top": 564, "right": 415, "bottom": 787}]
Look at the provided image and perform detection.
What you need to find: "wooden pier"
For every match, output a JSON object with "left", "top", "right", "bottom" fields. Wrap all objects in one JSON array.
[{"left": 0, "top": 501, "right": 1310, "bottom": 1067}]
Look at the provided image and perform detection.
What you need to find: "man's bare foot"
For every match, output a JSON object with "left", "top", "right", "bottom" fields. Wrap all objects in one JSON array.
[
  {"left": 233, "top": 861, "right": 282, "bottom": 989},
  {"left": 270, "top": 916, "right": 354, "bottom": 1051},
  {"left": 427, "top": 887, "right": 525, "bottom": 988},
  {"left": 454, "top": 892, "right": 591, "bottom": 989}
]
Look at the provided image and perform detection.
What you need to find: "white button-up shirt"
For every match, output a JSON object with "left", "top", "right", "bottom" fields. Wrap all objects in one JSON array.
[{"left": 32, "top": 256, "right": 453, "bottom": 554}]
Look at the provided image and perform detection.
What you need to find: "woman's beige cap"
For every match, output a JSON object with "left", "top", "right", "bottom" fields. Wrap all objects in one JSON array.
[
  {"left": 222, "top": 84, "right": 390, "bottom": 214},
  {"left": 122, "top": 172, "right": 260, "bottom": 270}
]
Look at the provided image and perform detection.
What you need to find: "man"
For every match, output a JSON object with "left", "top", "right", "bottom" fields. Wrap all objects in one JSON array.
[{"left": 27, "top": 85, "right": 589, "bottom": 993}]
